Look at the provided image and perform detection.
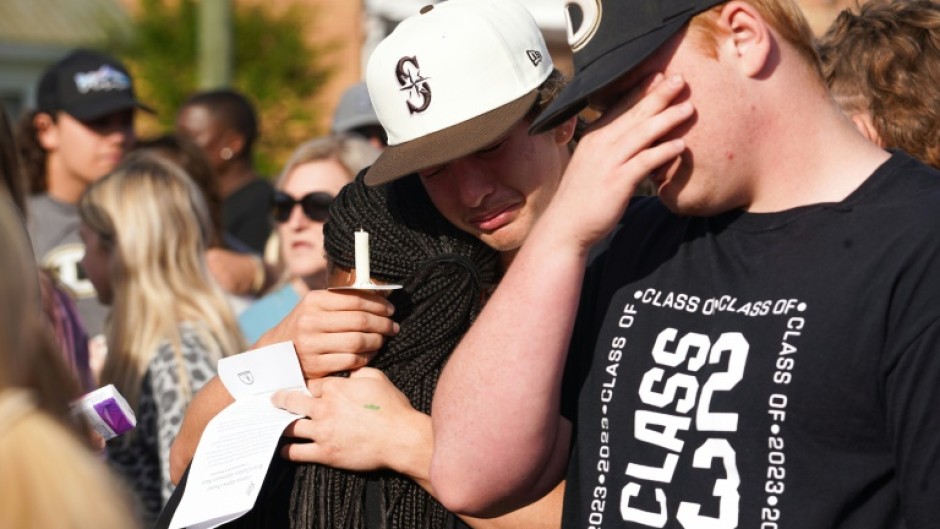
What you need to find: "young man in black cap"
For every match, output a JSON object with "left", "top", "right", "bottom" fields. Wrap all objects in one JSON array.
[
  {"left": 21, "top": 48, "right": 150, "bottom": 341},
  {"left": 431, "top": 1, "right": 940, "bottom": 528}
]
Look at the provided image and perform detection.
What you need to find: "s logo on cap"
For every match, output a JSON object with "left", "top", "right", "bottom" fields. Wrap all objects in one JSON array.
[
  {"left": 566, "top": 0, "right": 602, "bottom": 52},
  {"left": 396, "top": 56, "right": 432, "bottom": 114}
]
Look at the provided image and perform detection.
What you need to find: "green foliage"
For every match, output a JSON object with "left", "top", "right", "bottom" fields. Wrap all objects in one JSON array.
[{"left": 111, "top": 0, "right": 334, "bottom": 176}]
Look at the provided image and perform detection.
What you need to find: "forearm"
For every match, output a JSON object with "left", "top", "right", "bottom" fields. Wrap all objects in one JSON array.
[
  {"left": 169, "top": 376, "right": 233, "bottom": 483},
  {"left": 394, "top": 411, "right": 565, "bottom": 529},
  {"left": 387, "top": 410, "right": 435, "bottom": 493},
  {"left": 431, "top": 220, "right": 586, "bottom": 514}
]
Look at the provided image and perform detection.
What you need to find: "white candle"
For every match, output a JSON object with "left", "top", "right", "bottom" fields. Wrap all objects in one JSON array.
[{"left": 354, "top": 229, "right": 370, "bottom": 285}]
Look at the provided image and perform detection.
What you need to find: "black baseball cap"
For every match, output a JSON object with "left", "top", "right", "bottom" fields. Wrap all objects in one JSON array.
[
  {"left": 530, "top": 0, "right": 723, "bottom": 134},
  {"left": 36, "top": 48, "right": 153, "bottom": 122}
]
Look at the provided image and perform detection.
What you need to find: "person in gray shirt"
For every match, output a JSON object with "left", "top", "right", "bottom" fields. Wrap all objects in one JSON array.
[{"left": 17, "top": 48, "right": 151, "bottom": 340}]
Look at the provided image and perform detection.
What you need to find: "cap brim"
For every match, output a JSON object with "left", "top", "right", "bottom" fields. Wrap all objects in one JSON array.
[
  {"left": 364, "top": 91, "right": 538, "bottom": 186},
  {"left": 333, "top": 114, "right": 381, "bottom": 134},
  {"left": 68, "top": 98, "right": 155, "bottom": 122},
  {"left": 530, "top": 17, "right": 686, "bottom": 135}
]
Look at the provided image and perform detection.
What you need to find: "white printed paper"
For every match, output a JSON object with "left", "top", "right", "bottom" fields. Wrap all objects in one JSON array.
[{"left": 169, "top": 341, "right": 309, "bottom": 529}]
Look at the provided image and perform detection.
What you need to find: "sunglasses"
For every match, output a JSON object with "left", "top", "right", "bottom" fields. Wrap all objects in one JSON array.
[{"left": 270, "top": 191, "right": 333, "bottom": 223}]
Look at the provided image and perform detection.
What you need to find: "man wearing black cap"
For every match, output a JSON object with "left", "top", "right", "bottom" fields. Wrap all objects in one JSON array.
[
  {"left": 432, "top": 1, "right": 940, "bottom": 528},
  {"left": 23, "top": 48, "right": 150, "bottom": 340}
]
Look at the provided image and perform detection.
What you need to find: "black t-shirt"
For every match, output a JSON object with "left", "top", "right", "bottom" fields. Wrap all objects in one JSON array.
[
  {"left": 224, "top": 178, "right": 275, "bottom": 254},
  {"left": 561, "top": 152, "right": 940, "bottom": 529}
]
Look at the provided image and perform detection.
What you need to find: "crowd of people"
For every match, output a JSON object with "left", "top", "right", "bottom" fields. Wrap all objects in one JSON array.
[{"left": 2, "top": 0, "right": 940, "bottom": 527}]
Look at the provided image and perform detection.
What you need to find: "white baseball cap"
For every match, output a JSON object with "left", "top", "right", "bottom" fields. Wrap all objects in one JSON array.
[{"left": 363, "top": 0, "right": 553, "bottom": 186}]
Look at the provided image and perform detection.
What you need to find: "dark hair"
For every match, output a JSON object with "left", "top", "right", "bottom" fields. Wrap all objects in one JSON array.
[
  {"left": 290, "top": 172, "right": 501, "bottom": 529},
  {"left": 1, "top": 103, "right": 28, "bottom": 214},
  {"left": 528, "top": 68, "right": 587, "bottom": 148},
  {"left": 180, "top": 89, "right": 259, "bottom": 159},
  {"left": 14, "top": 110, "right": 50, "bottom": 195},
  {"left": 134, "top": 134, "right": 224, "bottom": 247}
]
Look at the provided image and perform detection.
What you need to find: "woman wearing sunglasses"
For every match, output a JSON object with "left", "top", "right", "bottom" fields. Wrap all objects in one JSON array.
[{"left": 238, "top": 134, "right": 380, "bottom": 344}]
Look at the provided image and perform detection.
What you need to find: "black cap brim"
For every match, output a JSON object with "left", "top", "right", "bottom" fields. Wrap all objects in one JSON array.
[
  {"left": 530, "top": 16, "right": 686, "bottom": 135},
  {"left": 67, "top": 99, "right": 155, "bottom": 122}
]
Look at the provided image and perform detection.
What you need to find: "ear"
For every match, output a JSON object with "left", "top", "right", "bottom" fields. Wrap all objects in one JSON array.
[
  {"left": 222, "top": 130, "right": 247, "bottom": 158},
  {"left": 718, "top": 1, "right": 772, "bottom": 78},
  {"left": 34, "top": 112, "right": 59, "bottom": 151},
  {"left": 850, "top": 112, "right": 884, "bottom": 147},
  {"left": 552, "top": 116, "right": 578, "bottom": 145}
]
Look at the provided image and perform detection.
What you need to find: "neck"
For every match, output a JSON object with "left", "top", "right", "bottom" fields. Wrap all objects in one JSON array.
[
  {"left": 742, "top": 71, "right": 890, "bottom": 213},
  {"left": 44, "top": 156, "right": 88, "bottom": 204},
  {"left": 217, "top": 160, "right": 257, "bottom": 197}
]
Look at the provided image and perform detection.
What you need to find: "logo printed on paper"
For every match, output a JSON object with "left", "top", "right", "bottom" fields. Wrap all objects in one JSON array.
[
  {"left": 395, "top": 56, "right": 432, "bottom": 114},
  {"left": 74, "top": 65, "right": 130, "bottom": 94},
  {"left": 238, "top": 371, "right": 255, "bottom": 385},
  {"left": 526, "top": 50, "right": 543, "bottom": 66},
  {"left": 565, "top": 0, "right": 603, "bottom": 52}
]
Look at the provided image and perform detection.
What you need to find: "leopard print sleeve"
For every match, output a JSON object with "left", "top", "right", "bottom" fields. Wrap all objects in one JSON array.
[{"left": 149, "top": 323, "right": 221, "bottom": 505}]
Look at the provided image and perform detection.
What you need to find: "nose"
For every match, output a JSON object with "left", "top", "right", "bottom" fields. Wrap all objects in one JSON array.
[
  {"left": 447, "top": 158, "right": 496, "bottom": 209},
  {"left": 99, "top": 113, "right": 135, "bottom": 146},
  {"left": 284, "top": 200, "right": 317, "bottom": 230}
]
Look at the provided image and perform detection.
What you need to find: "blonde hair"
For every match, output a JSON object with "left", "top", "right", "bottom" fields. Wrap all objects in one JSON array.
[
  {"left": 689, "top": 0, "right": 822, "bottom": 77},
  {"left": 0, "top": 390, "right": 139, "bottom": 529},
  {"left": 0, "top": 193, "right": 138, "bottom": 529},
  {"left": 274, "top": 133, "right": 380, "bottom": 189},
  {"left": 79, "top": 152, "right": 245, "bottom": 411}
]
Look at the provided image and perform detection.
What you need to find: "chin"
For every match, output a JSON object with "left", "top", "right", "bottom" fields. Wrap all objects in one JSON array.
[{"left": 480, "top": 232, "right": 523, "bottom": 254}]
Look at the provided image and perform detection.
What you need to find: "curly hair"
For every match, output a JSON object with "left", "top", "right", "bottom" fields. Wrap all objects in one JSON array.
[{"left": 818, "top": 0, "right": 940, "bottom": 169}]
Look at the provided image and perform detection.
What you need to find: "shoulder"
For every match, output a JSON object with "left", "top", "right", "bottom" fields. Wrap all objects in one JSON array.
[
  {"left": 149, "top": 325, "right": 217, "bottom": 372},
  {"left": 27, "top": 193, "right": 75, "bottom": 219},
  {"left": 26, "top": 194, "right": 77, "bottom": 239},
  {"left": 148, "top": 325, "right": 219, "bottom": 394},
  {"left": 244, "top": 284, "right": 299, "bottom": 315},
  {"left": 227, "top": 178, "right": 274, "bottom": 203},
  {"left": 854, "top": 152, "right": 940, "bottom": 214},
  {"left": 239, "top": 285, "right": 300, "bottom": 341}
]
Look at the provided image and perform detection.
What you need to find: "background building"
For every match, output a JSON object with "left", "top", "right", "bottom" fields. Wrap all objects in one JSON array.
[{"left": 1, "top": 0, "right": 858, "bottom": 166}]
